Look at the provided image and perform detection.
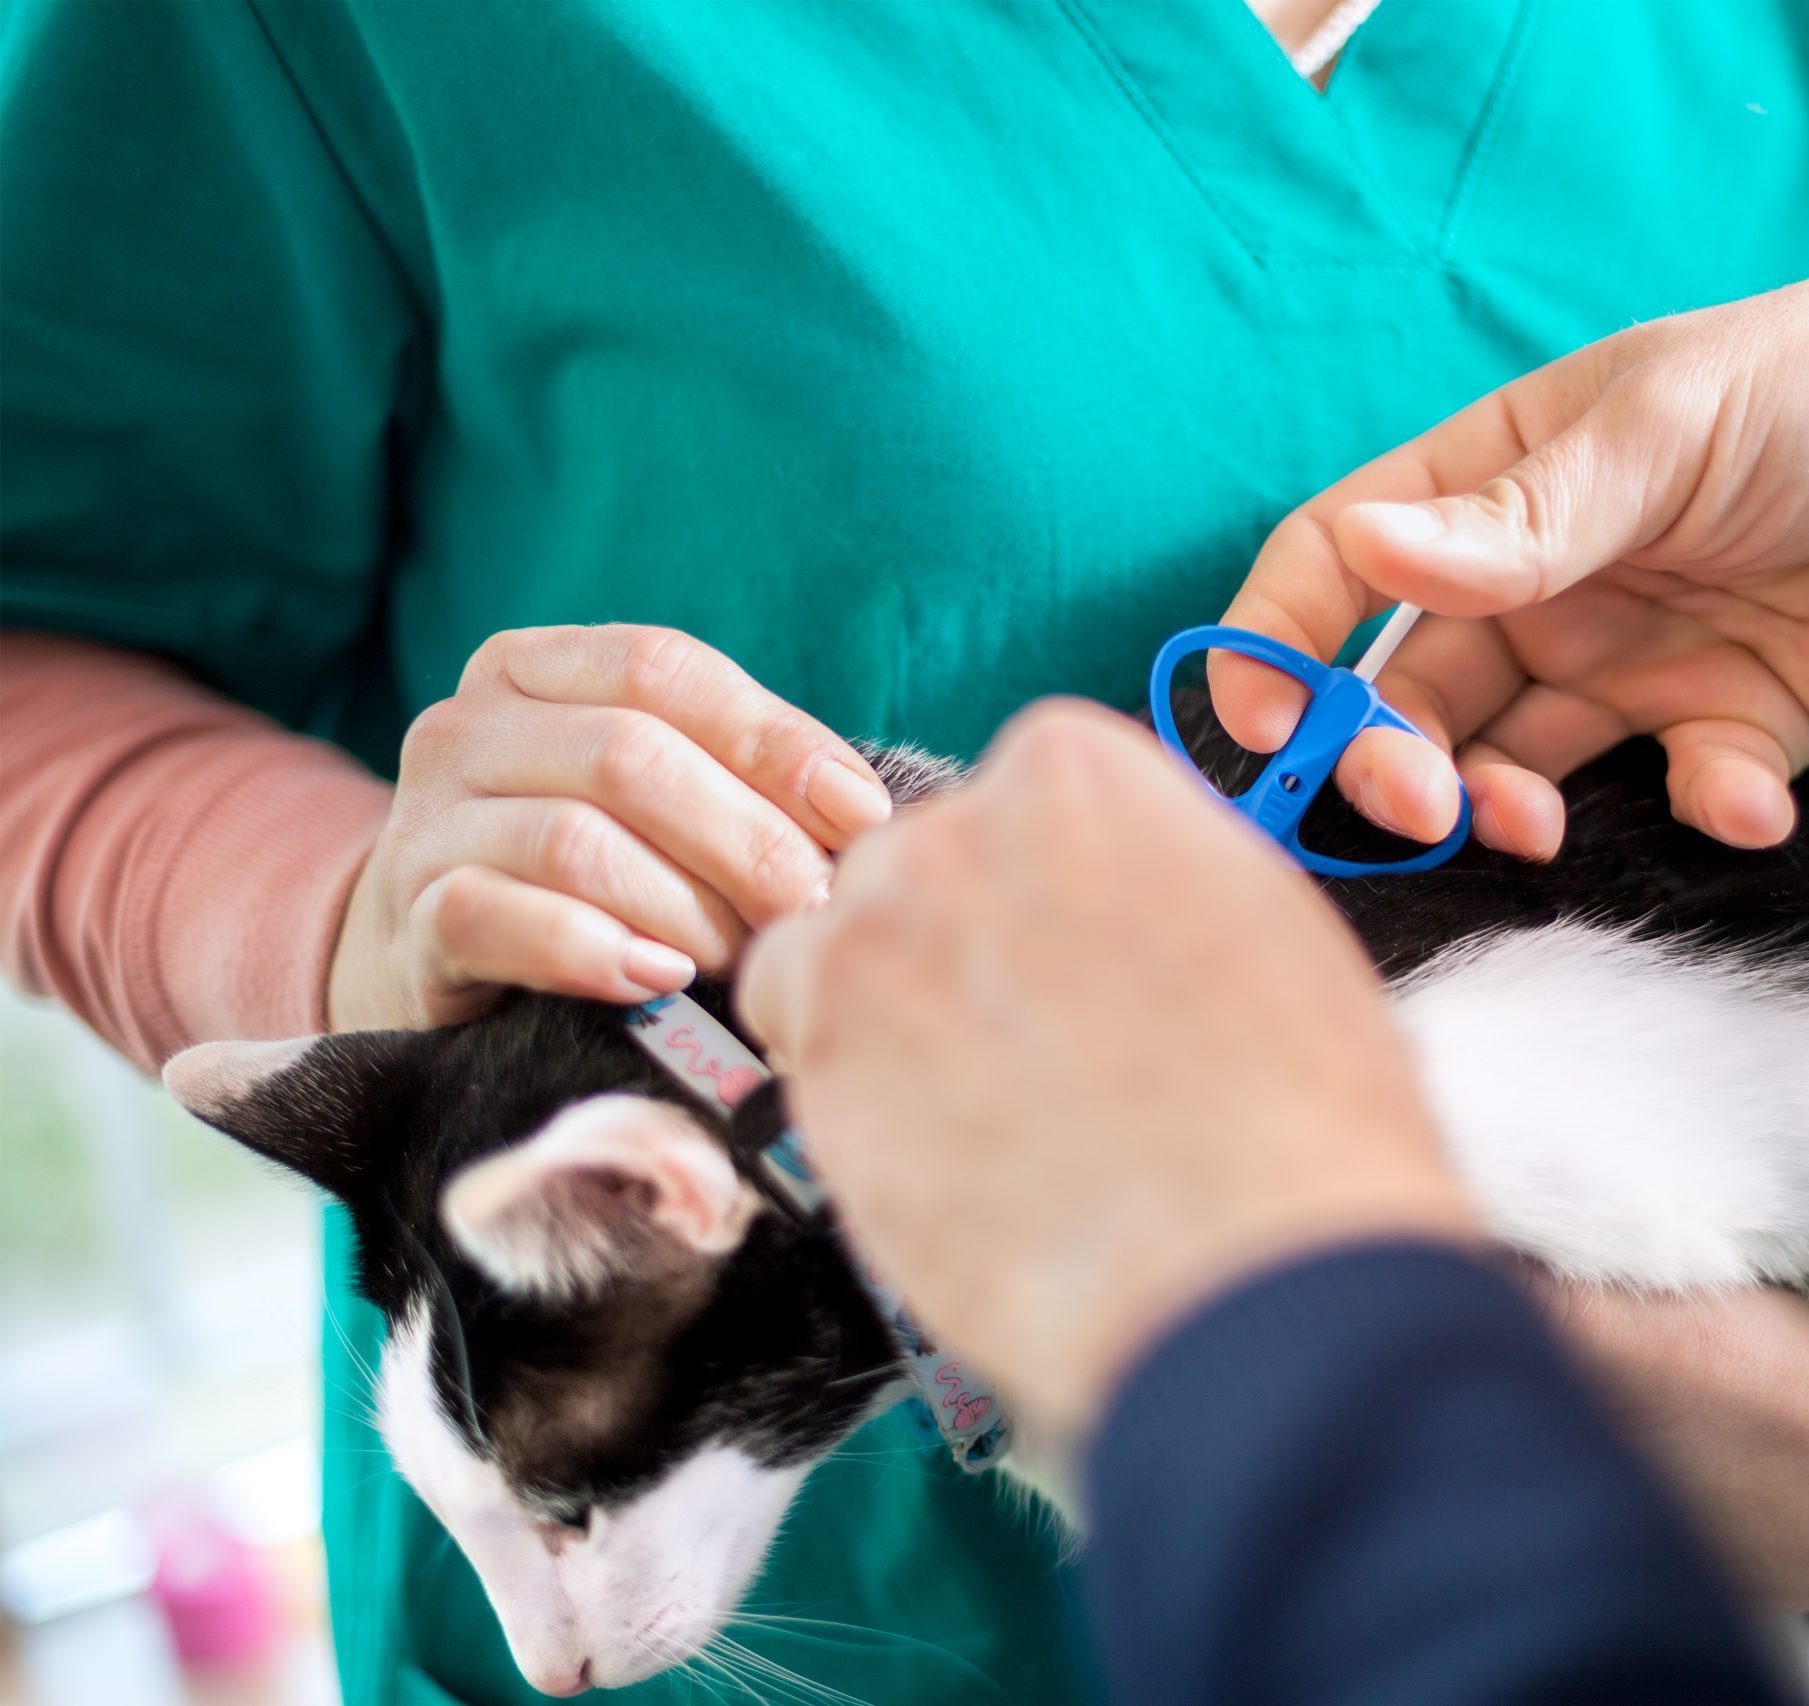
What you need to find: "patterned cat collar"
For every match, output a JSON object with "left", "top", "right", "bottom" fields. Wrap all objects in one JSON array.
[{"left": 624, "top": 992, "right": 1011, "bottom": 1472}]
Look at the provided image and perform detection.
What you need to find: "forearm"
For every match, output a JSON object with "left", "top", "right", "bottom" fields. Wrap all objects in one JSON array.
[
  {"left": 1084, "top": 1243, "right": 1789, "bottom": 1706},
  {"left": 0, "top": 631, "right": 391, "bottom": 1070}
]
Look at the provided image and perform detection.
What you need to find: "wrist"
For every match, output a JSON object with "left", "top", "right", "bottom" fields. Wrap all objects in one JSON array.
[{"left": 325, "top": 839, "right": 392, "bottom": 1033}]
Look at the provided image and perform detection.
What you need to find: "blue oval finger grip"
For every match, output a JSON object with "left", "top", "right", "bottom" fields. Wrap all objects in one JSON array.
[{"left": 1150, "top": 624, "right": 1471, "bottom": 878}]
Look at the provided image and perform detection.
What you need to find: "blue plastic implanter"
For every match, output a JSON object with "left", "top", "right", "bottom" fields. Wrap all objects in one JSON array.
[{"left": 1150, "top": 624, "right": 1471, "bottom": 878}]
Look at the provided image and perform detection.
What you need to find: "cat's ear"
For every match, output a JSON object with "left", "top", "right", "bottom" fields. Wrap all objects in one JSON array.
[
  {"left": 441, "top": 1094, "right": 759, "bottom": 1296},
  {"left": 163, "top": 1032, "right": 408, "bottom": 1199}
]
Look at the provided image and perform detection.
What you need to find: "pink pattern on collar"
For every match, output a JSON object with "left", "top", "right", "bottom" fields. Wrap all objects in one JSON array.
[{"left": 650, "top": 1016, "right": 767, "bottom": 1107}]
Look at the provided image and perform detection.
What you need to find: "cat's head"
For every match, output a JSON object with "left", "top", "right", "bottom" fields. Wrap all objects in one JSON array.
[{"left": 164, "top": 995, "right": 898, "bottom": 1694}]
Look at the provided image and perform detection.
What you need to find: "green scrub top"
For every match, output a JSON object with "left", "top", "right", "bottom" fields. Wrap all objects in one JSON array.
[{"left": 4, "top": 1, "right": 1806, "bottom": 1700}]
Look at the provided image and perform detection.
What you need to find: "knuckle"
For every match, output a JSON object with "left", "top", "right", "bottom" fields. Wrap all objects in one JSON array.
[
  {"left": 465, "top": 623, "right": 585, "bottom": 679},
  {"left": 1472, "top": 470, "right": 1538, "bottom": 537},
  {"left": 1001, "top": 706, "right": 1077, "bottom": 771},
  {"left": 416, "top": 867, "right": 488, "bottom": 956},
  {"left": 616, "top": 624, "right": 702, "bottom": 706},
  {"left": 992, "top": 705, "right": 1097, "bottom": 798},
  {"left": 1596, "top": 322, "right": 1652, "bottom": 387},
  {"left": 1472, "top": 466, "right": 1572, "bottom": 570},
  {"left": 738, "top": 819, "right": 821, "bottom": 914},
  {"left": 458, "top": 626, "right": 532, "bottom": 691},
  {"left": 457, "top": 631, "right": 512, "bottom": 690},
  {"left": 536, "top": 802, "right": 613, "bottom": 896},
  {"left": 744, "top": 707, "right": 822, "bottom": 786},
  {"left": 398, "top": 696, "right": 465, "bottom": 774},
  {"left": 584, "top": 710, "right": 674, "bottom": 798}
]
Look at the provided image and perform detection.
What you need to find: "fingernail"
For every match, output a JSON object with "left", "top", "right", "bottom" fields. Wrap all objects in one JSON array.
[
  {"left": 805, "top": 878, "right": 833, "bottom": 911},
  {"left": 1349, "top": 501, "right": 1444, "bottom": 546},
  {"left": 807, "top": 760, "right": 893, "bottom": 837},
  {"left": 622, "top": 939, "right": 696, "bottom": 992}
]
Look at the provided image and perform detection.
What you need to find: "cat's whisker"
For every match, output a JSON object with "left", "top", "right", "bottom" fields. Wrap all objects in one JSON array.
[
  {"left": 321, "top": 1289, "right": 383, "bottom": 1392},
  {"left": 724, "top": 1629, "right": 1000, "bottom": 1695},
  {"left": 317, "top": 1321, "right": 390, "bottom": 1431},
  {"left": 816, "top": 1370, "right": 893, "bottom": 1391},
  {"left": 251, "top": 1355, "right": 383, "bottom": 1433},
  {"left": 411, "top": 1526, "right": 458, "bottom": 1590},
  {"left": 316, "top": 1374, "right": 385, "bottom": 1428},
  {"left": 712, "top": 1633, "right": 878, "bottom": 1706},
  {"left": 726, "top": 1610, "right": 997, "bottom": 1685},
  {"left": 681, "top": 1660, "right": 732, "bottom": 1706},
  {"left": 689, "top": 1643, "right": 767, "bottom": 1705},
  {"left": 706, "top": 1650, "right": 819, "bottom": 1706},
  {"left": 316, "top": 1373, "right": 386, "bottom": 1430},
  {"left": 676, "top": 1649, "right": 732, "bottom": 1706},
  {"left": 817, "top": 1450, "right": 932, "bottom": 1471}
]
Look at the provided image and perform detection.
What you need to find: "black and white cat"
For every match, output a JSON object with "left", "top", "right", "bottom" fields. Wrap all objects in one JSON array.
[{"left": 164, "top": 696, "right": 1809, "bottom": 1696}]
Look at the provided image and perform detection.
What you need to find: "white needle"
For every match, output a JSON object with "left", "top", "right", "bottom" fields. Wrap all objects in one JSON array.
[{"left": 1352, "top": 602, "right": 1423, "bottom": 683}]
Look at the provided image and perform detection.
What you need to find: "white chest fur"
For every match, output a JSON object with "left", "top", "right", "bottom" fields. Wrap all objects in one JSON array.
[{"left": 1390, "top": 923, "right": 1809, "bottom": 1292}]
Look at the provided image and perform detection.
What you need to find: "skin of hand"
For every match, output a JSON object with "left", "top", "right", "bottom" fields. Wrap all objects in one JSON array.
[
  {"left": 1213, "top": 280, "right": 1809, "bottom": 861},
  {"left": 1529, "top": 1275, "right": 1809, "bottom": 1609},
  {"left": 328, "top": 624, "right": 893, "bottom": 1030},
  {"left": 740, "top": 699, "right": 1476, "bottom": 1445}
]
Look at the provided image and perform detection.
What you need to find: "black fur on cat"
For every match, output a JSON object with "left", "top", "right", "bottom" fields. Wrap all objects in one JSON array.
[
  {"left": 182, "top": 700, "right": 1808, "bottom": 1510},
  {"left": 167, "top": 691, "right": 1807, "bottom": 1682}
]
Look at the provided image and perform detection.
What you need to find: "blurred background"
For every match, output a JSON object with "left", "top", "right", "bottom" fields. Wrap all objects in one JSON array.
[{"left": 0, "top": 987, "right": 338, "bottom": 1706}]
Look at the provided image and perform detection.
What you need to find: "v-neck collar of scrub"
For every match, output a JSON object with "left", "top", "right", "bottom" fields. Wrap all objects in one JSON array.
[
  {"left": 1057, "top": 0, "right": 1535, "bottom": 271},
  {"left": 1288, "top": 0, "right": 1384, "bottom": 85}
]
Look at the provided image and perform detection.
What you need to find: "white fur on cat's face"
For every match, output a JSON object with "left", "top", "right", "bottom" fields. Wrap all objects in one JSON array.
[
  {"left": 378, "top": 1094, "right": 804, "bottom": 1694},
  {"left": 380, "top": 1302, "right": 806, "bottom": 1694}
]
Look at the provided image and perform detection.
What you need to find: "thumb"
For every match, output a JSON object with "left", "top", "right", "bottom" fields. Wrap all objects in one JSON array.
[{"left": 1331, "top": 386, "right": 1679, "bottom": 617}]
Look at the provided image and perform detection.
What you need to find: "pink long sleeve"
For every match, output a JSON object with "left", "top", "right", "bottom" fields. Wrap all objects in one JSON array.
[{"left": 0, "top": 631, "right": 394, "bottom": 1072}]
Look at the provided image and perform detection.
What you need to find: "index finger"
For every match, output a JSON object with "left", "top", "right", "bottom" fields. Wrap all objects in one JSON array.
[{"left": 465, "top": 624, "right": 893, "bottom": 849}]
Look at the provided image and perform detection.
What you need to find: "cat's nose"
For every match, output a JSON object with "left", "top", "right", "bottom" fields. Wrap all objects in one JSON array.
[{"left": 529, "top": 1659, "right": 592, "bottom": 1697}]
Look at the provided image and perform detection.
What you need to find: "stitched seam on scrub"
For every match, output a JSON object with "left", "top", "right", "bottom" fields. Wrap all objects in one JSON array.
[
  {"left": 242, "top": 0, "right": 438, "bottom": 336},
  {"left": 1435, "top": 0, "right": 1538, "bottom": 260},
  {"left": 1272, "top": 3, "right": 1437, "bottom": 273},
  {"left": 1290, "top": 105, "right": 1434, "bottom": 271},
  {"left": 1054, "top": 0, "right": 1267, "bottom": 270}
]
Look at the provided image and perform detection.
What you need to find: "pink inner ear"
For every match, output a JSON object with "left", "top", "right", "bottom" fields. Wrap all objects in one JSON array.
[
  {"left": 568, "top": 1167, "right": 657, "bottom": 1221},
  {"left": 441, "top": 1095, "right": 757, "bottom": 1295},
  {"left": 162, "top": 1036, "right": 316, "bottom": 1119}
]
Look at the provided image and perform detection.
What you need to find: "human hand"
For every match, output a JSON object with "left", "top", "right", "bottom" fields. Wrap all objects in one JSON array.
[
  {"left": 1214, "top": 282, "right": 1809, "bottom": 861},
  {"left": 1531, "top": 1275, "right": 1809, "bottom": 1608},
  {"left": 740, "top": 700, "right": 1475, "bottom": 1443},
  {"left": 328, "top": 625, "right": 891, "bottom": 1031}
]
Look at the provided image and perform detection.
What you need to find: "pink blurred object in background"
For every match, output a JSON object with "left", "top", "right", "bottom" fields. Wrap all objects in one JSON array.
[{"left": 147, "top": 1509, "right": 277, "bottom": 1671}]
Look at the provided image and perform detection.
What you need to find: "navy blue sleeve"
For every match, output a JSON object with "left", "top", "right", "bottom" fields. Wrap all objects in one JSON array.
[{"left": 1083, "top": 1243, "right": 1790, "bottom": 1706}]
